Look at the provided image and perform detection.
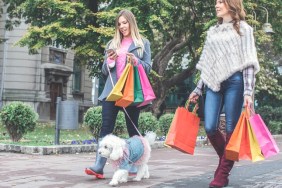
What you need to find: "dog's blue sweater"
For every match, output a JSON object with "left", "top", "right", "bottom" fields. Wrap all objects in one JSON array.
[{"left": 119, "top": 136, "right": 144, "bottom": 170}]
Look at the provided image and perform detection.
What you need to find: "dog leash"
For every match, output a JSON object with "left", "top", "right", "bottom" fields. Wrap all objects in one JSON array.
[{"left": 106, "top": 60, "right": 143, "bottom": 137}]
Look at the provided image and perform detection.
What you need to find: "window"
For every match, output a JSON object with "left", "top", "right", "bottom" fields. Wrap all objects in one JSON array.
[
  {"left": 73, "top": 63, "right": 81, "bottom": 92},
  {"left": 49, "top": 48, "right": 66, "bottom": 64}
]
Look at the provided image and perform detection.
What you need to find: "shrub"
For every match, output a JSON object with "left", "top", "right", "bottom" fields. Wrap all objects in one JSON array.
[
  {"left": 256, "top": 105, "right": 282, "bottom": 133},
  {"left": 268, "top": 121, "right": 282, "bottom": 135},
  {"left": 158, "top": 113, "right": 174, "bottom": 136},
  {"left": 256, "top": 106, "right": 282, "bottom": 125},
  {"left": 83, "top": 106, "right": 102, "bottom": 140},
  {"left": 113, "top": 112, "right": 126, "bottom": 136},
  {"left": 0, "top": 102, "right": 38, "bottom": 142},
  {"left": 138, "top": 112, "right": 158, "bottom": 135},
  {"left": 83, "top": 106, "right": 126, "bottom": 139}
]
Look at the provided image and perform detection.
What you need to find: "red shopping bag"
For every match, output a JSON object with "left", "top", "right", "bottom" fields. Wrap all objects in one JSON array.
[
  {"left": 137, "top": 65, "right": 156, "bottom": 107},
  {"left": 249, "top": 109, "right": 280, "bottom": 158},
  {"left": 164, "top": 101, "right": 200, "bottom": 155}
]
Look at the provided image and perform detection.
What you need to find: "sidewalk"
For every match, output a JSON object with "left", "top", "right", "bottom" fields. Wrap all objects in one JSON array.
[{"left": 0, "top": 144, "right": 282, "bottom": 188}]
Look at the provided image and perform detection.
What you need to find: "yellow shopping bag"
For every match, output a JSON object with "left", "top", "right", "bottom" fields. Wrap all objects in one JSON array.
[
  {"left": 106, "top": 63, "right": 131, "bottom": 101},
  {"left": 247, "top": 120, "right": 265, "bottom": 162},
  {"left": 115, "top": 65, "right": 134, "bottom": 107}
]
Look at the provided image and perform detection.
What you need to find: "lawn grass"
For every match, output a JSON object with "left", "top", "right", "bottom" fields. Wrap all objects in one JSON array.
[
  {"left": 0, "top": 122, "right": 94, "bottom": 146},
  {"left": 0, "top": 122, "right": 207, "bottom": 146}
]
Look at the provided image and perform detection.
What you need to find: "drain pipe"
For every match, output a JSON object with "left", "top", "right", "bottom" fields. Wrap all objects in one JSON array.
[{"left": 0, "top": 6, "right": 8, "bottom": 109}]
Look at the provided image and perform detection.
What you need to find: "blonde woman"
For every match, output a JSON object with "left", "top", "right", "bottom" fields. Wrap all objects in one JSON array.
[
  {"left": 189, "top": 0, "right": 260, "bottom": 187},
  {"left": 85, "top": 9, "right": 151, "bottom": 179}
]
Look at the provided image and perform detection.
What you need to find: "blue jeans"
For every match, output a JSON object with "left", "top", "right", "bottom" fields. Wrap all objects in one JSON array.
[
  {"left": 204, "top": 72, "right": 244, "bottom": 135},
  {"left": 99, "top": 99, "right": 141, "bottom": 138}
]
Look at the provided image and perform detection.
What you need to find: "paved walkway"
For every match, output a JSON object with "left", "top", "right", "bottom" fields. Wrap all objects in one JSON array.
[{"left": 0, "top": 145, "right": 282, "bottom": 188}]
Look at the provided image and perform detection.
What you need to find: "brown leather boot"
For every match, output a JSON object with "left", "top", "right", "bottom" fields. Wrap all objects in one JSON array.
[
  {"left": 207, "top": 131, "right": 225, "bottom": 177},
  {"left": 209, "top": 134, "right": 234, "bottom": 188}
]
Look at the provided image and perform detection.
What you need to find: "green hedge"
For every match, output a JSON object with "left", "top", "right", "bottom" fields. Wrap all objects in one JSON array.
[
  {"left": 256, "top": 105, "right": 282, "bottom": 134},
  {"left": 84, "top": 107, "right": 160, "bottom": 137},
  {"left": 83, "top": 106, "right": 102, "bottom": 140},
  {"left": 158, "top": 113, "right": 174, "bottom": 136},
  {"left": 0, "top": 102, "right": 38, "bottom": 142},
  {"left": 83, "top": 106, "right": 126, "bottom": 140}
]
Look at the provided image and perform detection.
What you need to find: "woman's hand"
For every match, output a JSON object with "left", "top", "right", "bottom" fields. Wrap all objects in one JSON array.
[
  {"left": 244, "top": 95, "right": 253, "bottom": 109},
  {"left": 126, "top": 53, "right": 137, "bottom": 65},
  {"left": 107, "top": 49, "right": 118, "bottom": 60},
  {"left": 189, "top": 92, "right": 199, "bottom": 103}
]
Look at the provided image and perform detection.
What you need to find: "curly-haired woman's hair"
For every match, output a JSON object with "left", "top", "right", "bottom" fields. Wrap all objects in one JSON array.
[{"left": 217, "top": 0, "right": 246, "bottom": 35}]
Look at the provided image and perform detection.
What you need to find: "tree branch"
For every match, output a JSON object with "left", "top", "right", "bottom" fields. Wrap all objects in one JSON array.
[{"left": 167, "top": 66, "right": 195, "bottom": 87}]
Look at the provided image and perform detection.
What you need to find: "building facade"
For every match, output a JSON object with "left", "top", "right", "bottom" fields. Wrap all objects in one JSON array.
[{"left": 0, "top": 5, "right": 97, "bottom": 121}]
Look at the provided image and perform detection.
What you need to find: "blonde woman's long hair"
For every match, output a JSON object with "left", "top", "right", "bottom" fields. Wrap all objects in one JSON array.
[
  {"left": 109, "top": 10, "right": 145, "bottom": 57},
  {"left": 218, "top": 0, "right": 246, "bottom": 35}
]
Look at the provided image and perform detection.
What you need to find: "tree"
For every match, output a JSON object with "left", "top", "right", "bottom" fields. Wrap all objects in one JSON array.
[{"left": 1, "top": 0, "right": 282, "bottom": 117}]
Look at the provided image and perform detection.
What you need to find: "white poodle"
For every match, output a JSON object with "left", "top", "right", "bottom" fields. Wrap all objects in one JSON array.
[{"left": 98, "top": 132, "right": 156, "bottom": 186}]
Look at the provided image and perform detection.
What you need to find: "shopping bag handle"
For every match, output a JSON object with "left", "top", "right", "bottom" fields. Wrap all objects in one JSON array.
[
  {"left": 185, "top": 100, "right": 199, "bottom": 114},
  {"left": 126, "top": 55, "right": 134, "bottom": 65},
  {"left": 244, "top": 105, "right": 256, "bottom": 119}
]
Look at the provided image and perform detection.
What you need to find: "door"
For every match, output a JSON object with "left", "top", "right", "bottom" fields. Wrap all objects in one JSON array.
[{"left": 50, "top": 83, "right": 63, "bottom": 120}]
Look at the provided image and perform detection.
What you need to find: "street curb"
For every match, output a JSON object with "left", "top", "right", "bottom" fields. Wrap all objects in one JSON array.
[
  {"left": 0, "top": 140, "right": 208, "bottom": 155},
  {"left": 1, "top": 135, "right": 281, "bottom": 155},
  {"left": 0, "top": 141, "right": 169, "bottom": 155}
]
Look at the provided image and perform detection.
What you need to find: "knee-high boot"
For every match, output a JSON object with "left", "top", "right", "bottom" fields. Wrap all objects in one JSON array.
[
  {"left": 207, "top": 130, "right": 225, "bottom": 177},
  {"left": 209, "top": 133, "right": 234, "bottom": 188},
  {"left": 85, "top": 142, "right": 107, "bottom": 179}
]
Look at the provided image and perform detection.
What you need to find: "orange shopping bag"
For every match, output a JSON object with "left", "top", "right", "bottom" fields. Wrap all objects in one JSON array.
[
  {"left": 164, "top": 100, "right": 200, "bottom": 155},
  {"left": 226, "top": 111, "right": 246, "bottom": 161},
  {"left": 238, "top": 115, "right": 252, "bottom": 160},
  {"left": 115, "top": 64, "right": 134, "bottom": 107}
]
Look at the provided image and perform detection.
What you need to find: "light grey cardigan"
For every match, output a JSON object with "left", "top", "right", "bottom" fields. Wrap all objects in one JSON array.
[{"left": 98, "top": 38, "right": 152, "bottom": 101}]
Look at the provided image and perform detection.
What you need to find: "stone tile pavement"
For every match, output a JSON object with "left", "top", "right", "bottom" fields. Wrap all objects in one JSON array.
[{"left": 0, "top": 144, "right": 282, "bottom": 188}]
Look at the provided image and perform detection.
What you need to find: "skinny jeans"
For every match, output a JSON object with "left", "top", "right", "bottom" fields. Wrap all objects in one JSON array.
[
  {"left": 204, "top": 72, "right": 244, "bottom": 135},
  {"left": 99, "top": 99, "right": 140, "bottom": 138}
]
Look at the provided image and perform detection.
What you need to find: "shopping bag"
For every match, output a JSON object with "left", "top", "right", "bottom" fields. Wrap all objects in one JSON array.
[
  {"left": 106, "top": 63, "right": 131, "bottom": 101},
  {"left": 226, "top": 110, "right": 264, "bottom": 162},
  {"left": 238, "top": 116, "right": 252, "bottom": 160},
  {"left": 137, "top": 65, "right": 156, "bottom": 107},
  {"left": 246, "top": 119, "right": 265, "bottom": 162},
  {"left": 132, "top": 66, "right": 144, "bottom": 105},
  {"left": 249, "top": 110, "right": 280, "bottom": 158},
  {"left": 115, "top": 65, "right": 134, "bottom": 107},
  {"left": 226, "top": 111, "right": 246, "bottom": 161},
  {"left": 164, "top": 100, "right": 200, "bottom": 155}
]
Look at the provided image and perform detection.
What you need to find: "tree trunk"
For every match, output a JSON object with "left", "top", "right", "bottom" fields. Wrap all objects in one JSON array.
[
  {"left": 150, "top": 36, "right": 197, "bottom": 118},
  {"left": 151, "top": 67, "right": 195, "bottom": 118}
]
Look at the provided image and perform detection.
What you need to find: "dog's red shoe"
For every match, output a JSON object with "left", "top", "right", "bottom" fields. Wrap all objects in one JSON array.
[{"left": 85, "top": 168, "right": 105, "bottom": 179}]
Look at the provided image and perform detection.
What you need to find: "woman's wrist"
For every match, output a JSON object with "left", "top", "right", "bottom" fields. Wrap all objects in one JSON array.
[{"left": 193, "top": 87, "right": 202, "bottom": 96}]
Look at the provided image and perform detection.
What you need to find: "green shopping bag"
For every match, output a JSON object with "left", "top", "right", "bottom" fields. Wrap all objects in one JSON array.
[{"left": 132, "top": 66, "right": 144, "bottom": 105}]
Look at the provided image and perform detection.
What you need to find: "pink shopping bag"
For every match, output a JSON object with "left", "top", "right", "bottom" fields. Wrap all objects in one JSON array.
[
  {"left": 137, "top": 65, "right": 156, "bottom": 107},
  {"left": 248, "top": 110, "right": 280, "bottom": 158}
]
